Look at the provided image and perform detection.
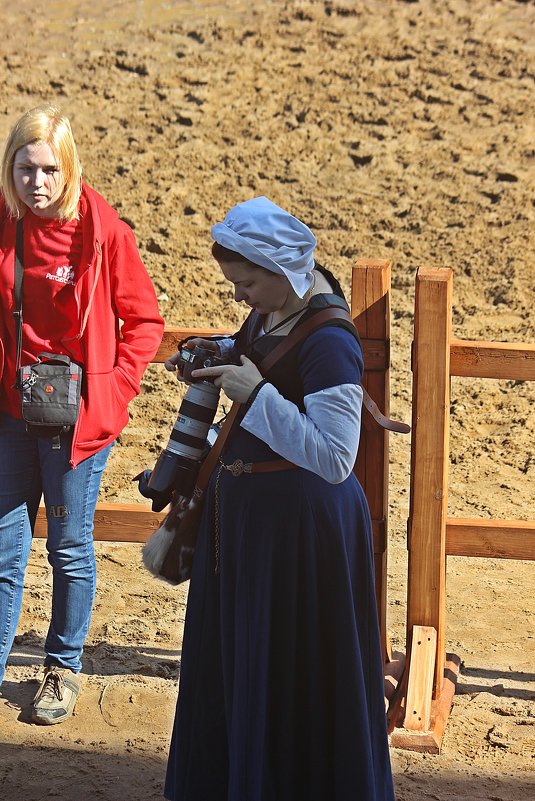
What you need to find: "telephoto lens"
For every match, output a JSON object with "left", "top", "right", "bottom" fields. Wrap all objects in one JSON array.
[{"left": 147, "top": 381, "right": 220, "bottom": 503}]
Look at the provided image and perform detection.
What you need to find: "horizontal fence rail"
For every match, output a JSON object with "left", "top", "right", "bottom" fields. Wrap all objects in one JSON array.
[
  {"left": 157, "top": 327, "right": 391, "bottom": 371},
  {"left": 155, "top": 328, "right": 230, "bottom": 362},
  {"left": 446, "top": 519, "right": 535, "bottom": 560},
  {"left": 449, "top": 337, "right": 534, "bottom": 560},
  {"left": 450, "top": 340, "right": 535, "bottom": 381},
  {"left": 35, "top": 502, "right": 166, "bottom": 541}
]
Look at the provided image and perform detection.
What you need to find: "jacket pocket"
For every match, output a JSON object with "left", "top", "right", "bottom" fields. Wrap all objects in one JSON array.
[
  {"left": 78, "top": 370, "right": 136, "bottom": 446},
  {"left": 110, "top": 366, "right": 138, "bottom": 408}
]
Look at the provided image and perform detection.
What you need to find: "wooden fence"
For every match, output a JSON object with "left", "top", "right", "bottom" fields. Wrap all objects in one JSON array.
[
  {"left": 34, "top": 258, "right": 405, "bottom": 706},
  {"left": 34, "top": 262, "right": 533, "bottom": 751},
  {"left": 389, "top": 266, "right": 535, "bottom": 752}
]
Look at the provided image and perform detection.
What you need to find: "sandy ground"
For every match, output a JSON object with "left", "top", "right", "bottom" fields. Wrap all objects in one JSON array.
[{"left": 0, "top": 1, "right": 534, "bottom": 799}]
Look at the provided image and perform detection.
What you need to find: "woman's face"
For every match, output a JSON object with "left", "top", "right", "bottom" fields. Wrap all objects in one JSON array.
[
  {"left": 218, "top": 259, "right": 290, "bottom": 315},
  {"left": 13, "top": 142, "right": 65, "bottom": 218}
]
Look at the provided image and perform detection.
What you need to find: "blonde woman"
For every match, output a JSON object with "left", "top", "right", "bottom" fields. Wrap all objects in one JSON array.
[{"left": 0, "top": 105, "right": 164, "bottom": 723}]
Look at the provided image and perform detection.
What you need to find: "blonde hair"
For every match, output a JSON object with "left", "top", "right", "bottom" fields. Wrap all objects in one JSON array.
[{"left": 1, "top": 104, "right": 82, "bottom": 220}]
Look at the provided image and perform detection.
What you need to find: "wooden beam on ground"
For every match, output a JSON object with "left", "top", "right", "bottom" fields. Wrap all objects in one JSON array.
[
  {"left": 450, "top": 340, "right": 535, "bottom": 381},
  {"left": 352, "top": 258, "right": 392, "bottom": 663},
  {"left": 407, "top": 267, "right": 452, "bottom": 696},
  {"left": 446, "top": 518, "right": 535, "bottom": 560},
  {"left": 403, "top": 626, "right": 437, "bottom": 732},
  {"left": 390, "top": 653, "right": 460, "bottom": 753},
  {"left": 35, "top": 503, "right": 166, "bottom": 543}
]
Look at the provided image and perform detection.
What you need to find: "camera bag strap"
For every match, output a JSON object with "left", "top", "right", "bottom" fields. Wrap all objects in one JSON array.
[
  {"left": 13, "top": 220, "right": 24, "bottom": 386},
  {"left": 194, "top": 401, "right": 241, "bottom": 493},
  {"left": 11, "top": 221, "right": 83, "bottom": 448}
]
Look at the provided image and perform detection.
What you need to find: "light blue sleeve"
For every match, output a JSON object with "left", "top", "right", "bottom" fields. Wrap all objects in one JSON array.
[{"left": 240, "top": 382, "right": 363, "bottom": 483}]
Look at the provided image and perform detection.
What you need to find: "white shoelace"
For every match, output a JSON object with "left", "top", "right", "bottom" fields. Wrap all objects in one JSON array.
[{"left": 38, "top": 670, "right": 65, "bottom": 702}]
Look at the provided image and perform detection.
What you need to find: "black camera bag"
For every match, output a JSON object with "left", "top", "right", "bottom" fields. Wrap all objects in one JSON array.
[{"left": 18, "top": 352, "right": 82, "bottom": 435}]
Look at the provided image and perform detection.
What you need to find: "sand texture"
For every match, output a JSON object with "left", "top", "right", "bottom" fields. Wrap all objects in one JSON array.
[{"left": 0, "top": 1, "right": 533, "bottom": 799}]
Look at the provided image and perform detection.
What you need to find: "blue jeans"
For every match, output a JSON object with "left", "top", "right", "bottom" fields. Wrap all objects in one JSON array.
[{"left": 0, "top": 413, "right": 112, "bottom": 686}]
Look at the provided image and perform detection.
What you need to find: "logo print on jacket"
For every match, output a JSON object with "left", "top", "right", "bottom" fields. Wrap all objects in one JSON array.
[{"left": 46, "top": 265, "right": 76, "bottom": 286}]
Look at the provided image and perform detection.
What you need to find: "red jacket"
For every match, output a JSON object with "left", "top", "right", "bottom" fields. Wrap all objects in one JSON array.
[{"left": 0, "top": 183, "right": 164, "bottom": 466}]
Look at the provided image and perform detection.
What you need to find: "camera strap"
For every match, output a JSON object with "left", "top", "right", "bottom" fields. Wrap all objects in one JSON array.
[
  {"left": 194, "top": 402, "right": 241, "bottom": 493},
  {"left": 13, "top": 220, "right": 24, "bottom": 388}
]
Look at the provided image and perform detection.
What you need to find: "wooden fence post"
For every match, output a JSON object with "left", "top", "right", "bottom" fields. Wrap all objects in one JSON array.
[
  {"left": 351, "top": 259, "right": 391, "bottom": 664},
  {"left": 391, "top": 266, "right": 534, "bottom": 752},
  {"left": 390, "top": 267, "right": 459, "bottom": 752},
  {"left": 406, "top": 267, "right": 452, "bottom": 695}
]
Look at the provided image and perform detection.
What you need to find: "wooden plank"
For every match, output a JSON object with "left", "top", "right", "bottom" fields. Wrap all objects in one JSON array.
[
  {"left": 407, "top": 267, "right": 452, "bottom": 696},
  {"left": 450, "top": 340, "right": 535, "bottom": 381},
  {"left": 384, "top": 650, "right": 406, "bottom": 717},
  {"left": 155, "top": 327, "right": 230, "bottom": 362},
  {"left": 431, "top": 654, "right": 461, "bottom": 749},
  {"left": 155, "top": 326, "right": 388, "bottom": 370},
  {"left": 390, "top": 654, "right": 460, "bottom": 753},
  {"left": 361, "top": 369, "right": 390, "bottom": 516},
  {"left": 34, "top": 504, "right": 397, "bottom": 553},
  {"left": 403, "top": 625, "right": 437, "bottom": 732},
  {"left": 35, "top": 503, "right": 166, "bottom": 543},
  {"left": 352, "top": 259, "right": 391, "bottom": 663},
  {"left": 446, "top": 518, "right": 535, "bottom": 560},
  {"left": 360, "top": 340, "right": 388, "bottom": 371},
  {"left": 351, "top": 259, "right": 392, "bottom": 330},
  {"left": 372, "top": 518, "right": 387, "bottom": 555}
]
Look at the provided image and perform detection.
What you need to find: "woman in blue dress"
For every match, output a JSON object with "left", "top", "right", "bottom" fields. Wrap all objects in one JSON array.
[{"left": 163, "top": 196, "right": 394, "bottom": 801}]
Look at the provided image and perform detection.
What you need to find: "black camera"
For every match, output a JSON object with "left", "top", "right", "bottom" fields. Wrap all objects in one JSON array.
[
  {"left": 178, "top": 345, "right": 226, "bottom": 384},
  {"left": 135, "top": 343, "right": 224, "bottom": 512}
]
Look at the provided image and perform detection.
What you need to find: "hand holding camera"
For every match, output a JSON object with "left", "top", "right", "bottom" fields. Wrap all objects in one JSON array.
[
  {"left": 164, "top": 338, "right": 263, "bottom": 402},
  {"left": 191, "top": 355, "right": 264, "bottom": 405},
  {"left": 164, "top": 338, "right": 220, "bottom": 377},
  {"left": 136, "top": 339, "right": 266, "bottom": 510},
  {"left": 136, "top": 340, "right": 226, "bottom": 511}
]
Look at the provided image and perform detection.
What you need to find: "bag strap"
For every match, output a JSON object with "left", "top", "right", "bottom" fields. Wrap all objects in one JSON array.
[
  {"left": 35, "top": 353, "right": 73, "bottom": 366},
  {"left": 257, "top": 307, "right": 354, "bottom": 374},
  {"left": 257, "top": 306, "right": 410, "bottom": 434},
  {"left": 11, "top": 224, "right": 80, "bottom": 383},
  {"left": 13, "top": 220, "right": 24, "bottom": 386},
  {"left": 195, "top": 401, "right": 241, "bottom": 492},
  {"left": 361, "top": 389, "right": 410, "bottom": 434}
]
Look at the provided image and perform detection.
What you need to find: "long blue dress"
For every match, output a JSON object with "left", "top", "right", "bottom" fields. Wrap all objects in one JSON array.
[{"left": 164, "top": 297, "right": 395, "bottom": 801}]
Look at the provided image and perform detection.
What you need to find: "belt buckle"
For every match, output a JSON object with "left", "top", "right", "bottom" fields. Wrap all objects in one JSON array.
[{"left": 226, "top": 459, "right": 252, "bottom": 477}]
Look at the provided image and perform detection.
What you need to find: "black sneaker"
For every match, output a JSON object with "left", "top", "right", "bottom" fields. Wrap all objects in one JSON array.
[{"left": 31, "top": 666, "right": 81, "bottom": 725}]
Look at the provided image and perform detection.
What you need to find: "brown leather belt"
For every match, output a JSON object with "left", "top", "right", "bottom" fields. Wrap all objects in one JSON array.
[
  {"left": 361, "top": 387, "right": 411, "bottom": 434},
  {"left": 219, "top": 458, "right": 297, "bottom": 477}
]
